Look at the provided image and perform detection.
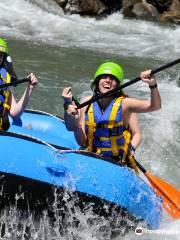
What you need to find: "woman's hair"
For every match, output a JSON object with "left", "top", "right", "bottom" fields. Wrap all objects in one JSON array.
[
  {"left": 91, "top": 77, "right": 100, "bottom": 92},
  {"left": 0, "top": 52, "right": 6, "bottom": 67}
]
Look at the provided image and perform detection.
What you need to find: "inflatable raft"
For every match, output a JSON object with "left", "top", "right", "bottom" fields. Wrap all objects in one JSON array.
[{"left": 0, "top": 110, "right": 162, "bottom": 230}]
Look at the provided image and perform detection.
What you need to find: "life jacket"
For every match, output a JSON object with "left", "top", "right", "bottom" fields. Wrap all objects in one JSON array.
[
  {"left": 3, "top": 55, "right": 18, "bottom": 82},
  {"left": 85, "top": 96, "right": 131, "bottom": 163},
  {"left": 0, "top": 67, "right": 11, "bottom": 130}
]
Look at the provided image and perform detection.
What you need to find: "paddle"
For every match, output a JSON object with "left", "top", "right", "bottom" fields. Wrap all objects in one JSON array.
[
  {"left": 69, "top": 58, "right": 180, "bottom": 218},
  {"left": 134, "top": 157, "right": 180, "bottom": 219},
  {"left": 77, "top": 58, "right": 180, "bottom": 109},
  {"left": 0, "top": 78, "right": 29, "bottom": 89}
]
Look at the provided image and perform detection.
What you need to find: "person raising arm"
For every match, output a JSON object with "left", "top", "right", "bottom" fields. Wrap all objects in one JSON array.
[
  {"left": 0, "top": 37, "right": 38, "bottom": 131},
  {"left": 62, "top": 62, "right": 160, "bottom": 169}
]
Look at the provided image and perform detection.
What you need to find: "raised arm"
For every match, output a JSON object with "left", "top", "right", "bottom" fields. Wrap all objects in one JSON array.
[
  {"left": 123, "top": 70, "right": 161, "bottom": 113},
  {"left": 9, "top": 73, "right": 38, "bottom": 118},
  {"left": 62, "top": 87, "right": 87, "bottom": 146}
]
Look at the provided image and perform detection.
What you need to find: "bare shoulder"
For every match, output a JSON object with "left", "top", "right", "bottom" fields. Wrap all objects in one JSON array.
[
  {"left": 81, "top": 95, "right": 92, "bottom": 103},
  {"left": 122, "top": 97, "right": 137, "bottom": 112},
  {"left": 80, "top": 95, "right": 93, "bottom": 114},
  {"left": 122, "top": 97, "right": 140, "bottom": 106},
  {"left": 122, "top": 96, "right": 150, "bottom": 113},
  {"left": 122, "top": 96, "right": 129, "bottom": 106}
]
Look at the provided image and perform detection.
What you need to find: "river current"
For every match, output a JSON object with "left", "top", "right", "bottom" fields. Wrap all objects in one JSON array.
[{"left": 0, "top": 0, "right": 180, "bottom": 239}]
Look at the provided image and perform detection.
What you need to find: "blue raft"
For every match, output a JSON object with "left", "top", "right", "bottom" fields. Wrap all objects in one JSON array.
[{"left": 0, "top": 110, "right": 162, "bottom": 230}]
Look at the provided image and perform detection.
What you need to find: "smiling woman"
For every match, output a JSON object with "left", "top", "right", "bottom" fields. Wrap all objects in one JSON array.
[
  {"left": 1, "top": 1, "right": 180, "bottom": 238},
  {"left": 61, "top": 61, "right": 161, "bottom": 171},
  {"left": 97, "top": 75, "right": 119, "bottom": 103}
]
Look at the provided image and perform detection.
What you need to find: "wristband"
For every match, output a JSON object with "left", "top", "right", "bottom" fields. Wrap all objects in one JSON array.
[
  {"left": 64, "top": 99, "right": 72, "bottom": 104},
  {"left": 129, "top": 144, "right": 136, "bottom": 152},
  {"left": 64, "top": 102, "right": 72, "bottom": 110},
  {"left": 149, "top": 83, "right": 157, "bottom": 89}
]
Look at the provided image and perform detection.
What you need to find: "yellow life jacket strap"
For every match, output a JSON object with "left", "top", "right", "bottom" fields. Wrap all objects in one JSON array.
[
  {"left": 85, "top": 121, "right": 122, "bottom": 128},
  {"left": 86, "top": 97, "right": 139, "bottom": 173},
  {"left": 86, "top": 103, "right": 95, "bottom": 152},
  {"left": 96, "top": 135, "right": 124, "bottom": 157},
  {"left": 0, "top": 102, "right": 10, "bottom": 110},
  {"left": 127, "top": 154, "right": 139, "bottom": 174},
  {"left": 109, "top": 97, "right": 124, "bottom": 156},
  {"left": 97, "top": 130, "right": 131, "bottom": 158},
  {"left": 98, "top": 134, "right": 123, "bottom": 141},
  {"left": 0, "top": 71, "right": 11, "bottom": 117},
  {"left": 85, "top": 121, "right": 96, "bottom": 127},
  {"left": 108, "top": 97, "right": 124, "bottom": 128},
  {"left": 95, "top": 97, "right": 124, "bottom": 156},
  {"left": 98, "top": 146, "right": 125, "bottom": 155},
  {"left": 1, "top": 71, "right": 11, "bottom": 84},
  {"left": 121, "top": 130, "right": 131, "bottom": 163},
  {"left": 87, "top": 96, "right": 126, "bottom": 156}
]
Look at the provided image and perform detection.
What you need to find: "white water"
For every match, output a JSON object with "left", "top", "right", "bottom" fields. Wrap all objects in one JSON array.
[
  {"left": 0, "top": 0, "right": 180, "bottom": 239},
  {"left": 0, "top": 0, "right": 180, "bottom": 60}
]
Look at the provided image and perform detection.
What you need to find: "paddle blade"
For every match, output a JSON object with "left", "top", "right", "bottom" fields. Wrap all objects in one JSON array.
[{"left": 145, "top": 171, "right": 180, "bottom": 219}]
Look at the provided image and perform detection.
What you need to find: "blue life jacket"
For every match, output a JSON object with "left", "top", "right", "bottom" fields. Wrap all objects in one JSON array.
[
  {"left": 0, "top": 67, "right": 11, "bottom": 130},
  {"left": 85, "top": 96, "right": 131, "bottom": 161}
]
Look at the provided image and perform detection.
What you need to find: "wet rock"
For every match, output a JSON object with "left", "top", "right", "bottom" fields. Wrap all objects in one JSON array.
[
  {"left": 146, "top": 0, "right": 172, "bottom": 13},
  {"left": 52, "top": 0, "right": 180, "bottom": 24},
  {"left": 64, "top": 0, "right": 107, "bottom": 15},
  {"left": 160, "top": 0, "right": 180, "bottom": 23},
  {"left": 100, "top": 0, "right": 122, "bottom": 13},
  {"left": 53, "top": 0, "right": 68, "bottom": 8},
  {"left": 122, "top": 0, "right": 159, "bottom": 19}
]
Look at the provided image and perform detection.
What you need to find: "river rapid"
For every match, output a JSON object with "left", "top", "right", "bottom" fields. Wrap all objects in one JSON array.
[{"left": 0, "top": 0, "right": 180, "bottom": 239}]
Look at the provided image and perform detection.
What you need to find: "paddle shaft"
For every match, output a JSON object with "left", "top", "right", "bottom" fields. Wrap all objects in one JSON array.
[
  {"left": 72, "top": 97, "right": 80, "bottom": 107},
  {"left": 0, "top": 78, "right": 29, "bottom": 89},
  {"left": 77, "top": 58, "right": 180, "bottom": 109},
  {"left": 134, "top": 159, "right": 146, "bottom": 174}
]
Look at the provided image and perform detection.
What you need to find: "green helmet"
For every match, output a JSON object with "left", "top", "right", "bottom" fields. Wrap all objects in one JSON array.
[
  {"left": 93, "top": 62, "right": 124, "bottom": 84},
  {"left": 0, "top": 38, "right": 9, "bottom": 54}
]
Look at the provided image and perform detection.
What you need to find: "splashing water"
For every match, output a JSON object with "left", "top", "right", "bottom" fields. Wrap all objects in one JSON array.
[
  {"left": 1, "top": 0, "right": 180, "bottom": 59},
  {"left": 0, "top": 0, "right": 180, "bottom": 239}
]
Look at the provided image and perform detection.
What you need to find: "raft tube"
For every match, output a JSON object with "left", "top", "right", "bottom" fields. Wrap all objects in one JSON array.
[{"left": 0, "top": 110, "right": 162, "bottom": 230}]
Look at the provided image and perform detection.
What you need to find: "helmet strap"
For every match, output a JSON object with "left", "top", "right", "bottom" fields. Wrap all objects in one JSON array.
[{"left": 0, "top": 53, "right": 6, "bottom": 67}]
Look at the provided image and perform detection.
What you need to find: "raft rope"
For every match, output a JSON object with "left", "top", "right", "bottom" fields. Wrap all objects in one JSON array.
[
  {"left": 1, "top": 130, "right": 124, "bottom": 167},
  {"left": 25, "top": 109, "right": 64, "bottom": 122},
  {"left": 0, "top": 130, "right": 89, "bottom": 154}
]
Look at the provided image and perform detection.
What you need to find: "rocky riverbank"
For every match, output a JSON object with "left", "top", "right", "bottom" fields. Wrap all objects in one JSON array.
[{"left": 53, "top": 0, "right": 180, "bottom": 23}]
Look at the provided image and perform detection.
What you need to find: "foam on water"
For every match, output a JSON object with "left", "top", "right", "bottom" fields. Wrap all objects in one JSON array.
[
  {"left": 130, "top": 74, "right": 180, "bottom": 188},
  {"left": 1, "top": 0, "right": 180, "bottom": 59},
  {"left": 0, "top": 0, "right": 180, "bottom": 239}
]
